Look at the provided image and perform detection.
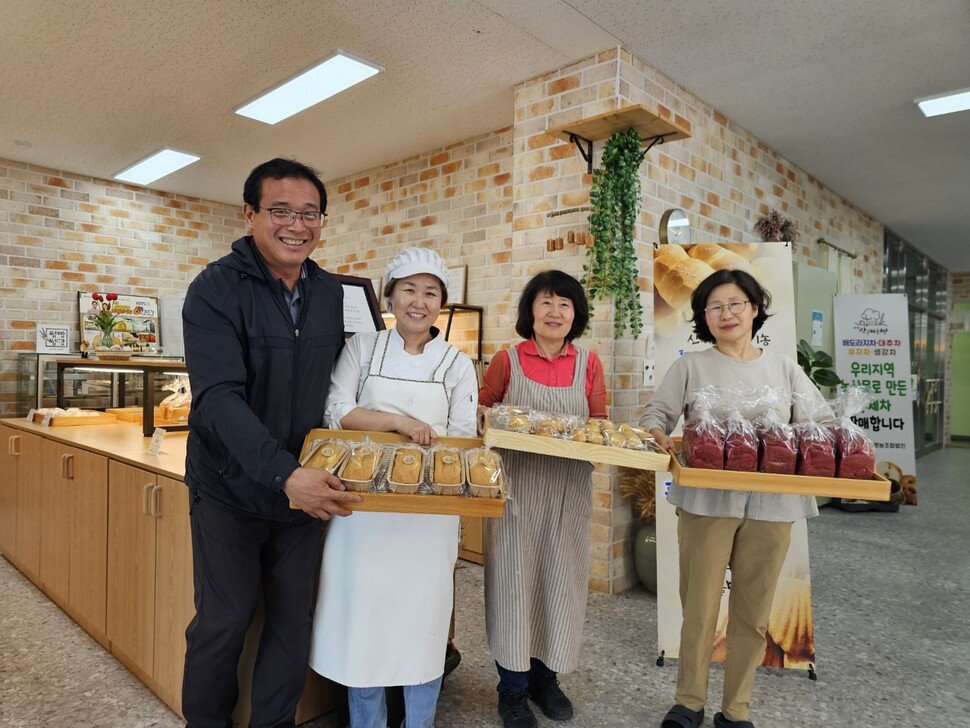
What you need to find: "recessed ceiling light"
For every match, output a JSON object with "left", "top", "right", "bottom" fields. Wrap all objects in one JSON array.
[
  {"left": 114, "top": 149, "right": 201, "bottom": 185},
  {"left": 235, "top": 50, "right": 382, "bottom": 125},
  {"left": 915, "top": 87, "right": 970, "bottom": 118}
]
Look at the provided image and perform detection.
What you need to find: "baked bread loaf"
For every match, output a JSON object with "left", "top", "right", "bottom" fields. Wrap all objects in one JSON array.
[
  {"left": 432, "top": 449, "right": 463, "bottom": 485},
  {"left": 654, "top": 244, "right": 716, "bottom": 313},
  {"left": 390, "top": 448, "right": 424, "bottom": 484},
  {"left": 306, "top": 442, "right": 348, "bottom": 472},
  {"left": 341, "top": 445, "right": 379, "bottom": 482},
  {"left": 468, "top": 450, "right": 501, "bottom": 486},
  {"left": 688, "top": 244, "right": 754, "bottom": 274}
]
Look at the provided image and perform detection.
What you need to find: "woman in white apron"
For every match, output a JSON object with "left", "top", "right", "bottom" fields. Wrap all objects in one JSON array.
[
  {"left": 477, "top": 270, "right": 607, "bottom": 728},
  {"left": 308, "top": 248, "right": 477, "bottom": 728}
]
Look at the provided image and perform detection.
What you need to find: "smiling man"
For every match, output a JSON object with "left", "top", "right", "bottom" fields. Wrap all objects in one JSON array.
[{"left": 180, "top": 158, "right": 360, "bottom": 728}]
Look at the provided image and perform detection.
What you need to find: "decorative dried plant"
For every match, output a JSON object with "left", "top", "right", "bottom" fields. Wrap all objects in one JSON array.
[
  {"left": 618, "top": 466, "right": 656, "bottom": 525},
  {"left": 754, "top": 209, "right": 799, "bottom": 243}
]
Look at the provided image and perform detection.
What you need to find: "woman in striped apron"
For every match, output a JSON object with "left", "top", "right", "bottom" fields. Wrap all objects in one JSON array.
[
  {"left": 478, "top": 270, "right": 606, "bottom": 728},
  {"left": 309, "top": 248, "right": 478, "bottom": 728}
]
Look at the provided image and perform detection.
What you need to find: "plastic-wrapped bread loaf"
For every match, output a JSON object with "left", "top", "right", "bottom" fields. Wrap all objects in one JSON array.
[
  {"left": 432, "top": 449, "right": 463, "bottom": 485},
  {"left": 340, "top": 444, "right": 379, "bottom": 482},
  {"left": 390, "top": 447, "right": 424, "bottom": 484},
  {"left": 305, "top": 442, "right": 348, "bottom": 472}
]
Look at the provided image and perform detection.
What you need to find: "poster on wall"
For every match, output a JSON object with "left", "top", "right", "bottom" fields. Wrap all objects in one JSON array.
[
  {"left": 653, "top": 242, "right": 818, "bottom": 670},
  {"left": 78, "top": 291, "right": 160, "bottom": 354},
  {"left": 832, "top": 293, "right": 916, "bottom": 481}
]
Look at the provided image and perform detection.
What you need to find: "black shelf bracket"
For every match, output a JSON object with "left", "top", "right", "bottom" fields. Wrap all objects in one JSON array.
[
  {"left": 568, "top": 133, "right": 595, "bottom": 174},
  {"left": 566, "top": 131, "right": 676, "bottom": 174}
]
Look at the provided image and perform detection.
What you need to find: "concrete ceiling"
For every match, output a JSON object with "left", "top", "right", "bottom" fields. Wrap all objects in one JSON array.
[{"left": 3, "top": 0, "right": 968, "bottom": 271}]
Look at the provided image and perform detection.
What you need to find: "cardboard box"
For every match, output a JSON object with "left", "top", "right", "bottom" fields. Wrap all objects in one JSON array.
[{"left": 298, "top": 428, "right": 506, "bottom": 517}]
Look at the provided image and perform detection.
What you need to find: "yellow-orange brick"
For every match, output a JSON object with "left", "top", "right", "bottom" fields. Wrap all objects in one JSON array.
[
  {"left": 548, "top": 76, "right": 580, "bottom": 95},
  {"left": 430, "top": 153, "right": 449, "bottom": 166},
  {"left": 529, "top": 166, "right": 554, "bottom": 181}
]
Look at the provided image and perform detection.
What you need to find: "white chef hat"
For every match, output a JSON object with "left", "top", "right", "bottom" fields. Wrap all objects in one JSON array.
[{"left": 384, "top": 247, "right": 450, "bottom": 289}]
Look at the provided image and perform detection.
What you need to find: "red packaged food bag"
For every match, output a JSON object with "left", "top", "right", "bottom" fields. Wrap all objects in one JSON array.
[
  {"left": 830, "top": 386, "right": 877, "bottom": 479},
  {"left": 754, "top": 387, "right": 797, "bottom": 475},
  {"left": 793, "top": 392, "right": 836, "bottom": 477},
  {"left": 721, "top": 384, "right": 758, "bottom": 472},
  {"left": 683, "top": 386, "right": 725, "bottom": 470}
]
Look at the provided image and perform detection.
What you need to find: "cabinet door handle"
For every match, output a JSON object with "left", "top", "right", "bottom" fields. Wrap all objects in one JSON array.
[
  {"left": 62, "top": 453, "right": 75, "bottom": 480},
  {"left": 9, "top": 435, "right": 19, "bottom": 457},
  {"left": 143, "top": 483, "right": 154, "bottom": 516},
  {"left": 151, "top": 485, "right": 162, "bottom": 518}
]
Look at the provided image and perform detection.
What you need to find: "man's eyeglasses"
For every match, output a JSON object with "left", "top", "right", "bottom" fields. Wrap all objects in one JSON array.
[
  {"left": 704, "top": 300, "right": 750, "bottom": 317},
  {"left": 263, "top": 208, "right": 327, "bottom": 227}
]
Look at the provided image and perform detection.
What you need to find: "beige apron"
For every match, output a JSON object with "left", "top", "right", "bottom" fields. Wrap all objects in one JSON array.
[
  {"left": 484, "top": 345, "right": 594, "bottom": 673},
  {"left": 308, "top": 330, "right": 461, "bottom": 687}
]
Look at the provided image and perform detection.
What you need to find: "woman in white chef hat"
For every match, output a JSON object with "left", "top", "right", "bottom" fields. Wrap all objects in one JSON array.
[{"left": 309, "top": 247, "right": 478, "bottom": 728}]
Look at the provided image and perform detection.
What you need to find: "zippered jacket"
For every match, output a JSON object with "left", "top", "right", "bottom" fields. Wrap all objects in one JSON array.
[{"left": 182, "top": 236, "right": 344, "bottom": 520}]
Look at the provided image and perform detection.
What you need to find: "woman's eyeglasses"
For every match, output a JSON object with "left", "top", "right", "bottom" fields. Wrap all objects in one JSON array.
[{"left": 704, "top": 300, "right": 750, "bottom": 317}]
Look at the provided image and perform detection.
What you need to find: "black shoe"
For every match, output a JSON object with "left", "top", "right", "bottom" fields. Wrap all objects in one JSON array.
[
  {"left": 443, "top": 640, "right": 462, "bottom": 678},
  {"left": 498, "top": 690, "right": 537, "bottom": 728},
  {"left": 528, "top": 674, "right": 574, "bottom": 721}
]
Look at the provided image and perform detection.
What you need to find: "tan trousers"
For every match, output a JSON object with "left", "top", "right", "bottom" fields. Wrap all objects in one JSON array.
[{"left": 674, "top": 511, "right": 792, "bottom": 722}]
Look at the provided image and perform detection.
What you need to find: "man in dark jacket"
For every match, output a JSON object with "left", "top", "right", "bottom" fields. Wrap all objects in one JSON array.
[{"left": 181, "top": 158, "right": 360, "bottom": 728}]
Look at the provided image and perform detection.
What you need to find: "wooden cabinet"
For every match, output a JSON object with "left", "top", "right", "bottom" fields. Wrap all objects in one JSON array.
[
  {"left": 2, "top": 426, "right": 44, "bottom": 580},
  {"left": 0, "top": 423, "right": 18, "bottom": 557},
  {"left": 107, "top": 461, "right": 194, "bottom": 714},
  {"left": 38, "top": 440, "right": 109, "bottom": 641}
]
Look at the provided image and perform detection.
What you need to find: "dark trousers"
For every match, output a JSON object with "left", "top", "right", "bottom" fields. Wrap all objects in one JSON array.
[
  {"left": 496, "top": 658, "right": 556, "bottom": 694},
  {"left": 182, "top": 492, "right": 323, "bottom": 728}
]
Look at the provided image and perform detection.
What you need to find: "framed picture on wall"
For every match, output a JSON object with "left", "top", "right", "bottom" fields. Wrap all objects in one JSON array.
[
  {"left": 336, "top": 274, "right": 386, "bottom": 336},
  {"left": 78, "top": 291, "right": 160, "bottom": 354},
  {"left": 448, "top": 265, "right": 467, "bottom": 305}
]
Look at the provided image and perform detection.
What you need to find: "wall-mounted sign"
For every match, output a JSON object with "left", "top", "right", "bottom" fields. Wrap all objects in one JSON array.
[{"left": 36, "top": 324, "right": 70, "bottom": 353}]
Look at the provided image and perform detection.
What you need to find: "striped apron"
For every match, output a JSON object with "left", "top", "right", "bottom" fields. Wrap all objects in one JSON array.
[{"left": 484, "top": 345, "right": 594, "bottom": 673}]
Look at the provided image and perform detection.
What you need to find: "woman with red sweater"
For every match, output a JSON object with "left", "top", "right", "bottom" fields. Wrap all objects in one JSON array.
[{"left": 478, "top": 270, "right": 606, "bottom": 728}]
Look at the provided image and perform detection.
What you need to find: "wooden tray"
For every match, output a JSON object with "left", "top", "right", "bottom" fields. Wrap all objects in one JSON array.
[
  {"left": 105, "top": 407, "right": 178, "bottom": 425},
  {"left": 669, "top": 452, "right": 891, "bottom": 501},
  {"left": 32, "top": 410, "right": 118, "bottom": 427},
  {"left": 297, "top": 429, "right": 506, "bottom": 517},
  {"left": 482, "top": 428, "right": 672, "bottom": 471}
]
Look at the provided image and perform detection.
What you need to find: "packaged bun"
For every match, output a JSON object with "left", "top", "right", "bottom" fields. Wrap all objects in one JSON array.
[
  {"left": 339, "top": 443, "right": 382, "bottom": 490},
  {"left": 305, "top": 441, "right": 348, "bottom": 473},
  {"left": 465, "top": 448, "right": 505, "bottom": 497},
  {"left": 390, "top": 447, "right": 424, "bottom": 484},
  {"left": 432, "top": 448, "right": 463, "bottom": 485}
]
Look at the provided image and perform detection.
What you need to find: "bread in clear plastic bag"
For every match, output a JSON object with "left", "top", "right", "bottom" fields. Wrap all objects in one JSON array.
[
  {"left": 429, "top": 445, "right": 465, "bottom": 495},
  {"left": 386, "top": 445, "right": 426, "bottom": 494},
  {"left": 338, "top": 440, "right": 384, "bottom": 491},
  {"left": 464, "top": 447, "right": 505, "bottom": 497}
]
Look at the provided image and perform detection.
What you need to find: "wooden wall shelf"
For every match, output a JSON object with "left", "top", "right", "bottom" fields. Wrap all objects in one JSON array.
[{"left": 546, "top": 104, "right": 690, "bottom": 173}]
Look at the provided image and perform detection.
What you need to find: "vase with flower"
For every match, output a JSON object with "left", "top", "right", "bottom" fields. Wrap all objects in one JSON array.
[{"left": 90, "top": 292, "right": 121, "bottom": 347}]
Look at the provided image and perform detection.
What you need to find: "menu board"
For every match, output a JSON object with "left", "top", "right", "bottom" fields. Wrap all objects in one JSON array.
[{"left": 78, "top": 291, "right": 161, "bottom": 354}]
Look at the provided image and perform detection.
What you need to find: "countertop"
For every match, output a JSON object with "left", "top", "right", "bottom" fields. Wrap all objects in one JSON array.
[{"left": 1, "top": 417, "right": 186, "bottom": 479}]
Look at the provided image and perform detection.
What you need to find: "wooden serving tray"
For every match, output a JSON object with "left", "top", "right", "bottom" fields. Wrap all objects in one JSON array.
[
  {"left": 32, "top": 410, "right": 118, "bottom": 427},
  {"left": 668, "top": 452, "right": 891, "bottom": 501},
  {"left": 298, "top": 428, "right": 505, "bottom": 518},
  {"left": 482, "top": 428, "right": 672, "bottom": 471},
  {"left": 105, "top": 407, "right": 179, "bottom": 425}
]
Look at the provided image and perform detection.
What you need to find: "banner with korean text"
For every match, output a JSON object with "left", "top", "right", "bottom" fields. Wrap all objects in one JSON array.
[
  {"left": 832, "top": 293, "right": 916, "bottom": 481},
  {"left": 653, "top": 242, "right": 817, "bottom": 670}
]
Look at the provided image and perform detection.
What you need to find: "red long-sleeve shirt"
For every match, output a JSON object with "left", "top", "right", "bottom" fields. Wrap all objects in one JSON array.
[{"left": 479, "top": 339, "right": 607, "bottom": 418}]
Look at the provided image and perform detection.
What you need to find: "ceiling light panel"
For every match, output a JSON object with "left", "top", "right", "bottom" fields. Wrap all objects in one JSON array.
[
  {"left": 236, "top": 50, "right": 382, "bottom": 125},
  {"left": 916, "top": 88, "right": 970, "bottom": 118},
  {"left": 114, "top": 149, "right": 201, "bottom": 185}
]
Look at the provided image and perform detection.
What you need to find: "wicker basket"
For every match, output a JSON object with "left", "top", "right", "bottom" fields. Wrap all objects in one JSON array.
[{"left": 93, "top": 347, "right": 134, "bottom": 361}]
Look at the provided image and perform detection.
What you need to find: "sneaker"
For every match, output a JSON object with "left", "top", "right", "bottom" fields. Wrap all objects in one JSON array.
[
  {"left": 498, "top": 690, "right": 537, "bottom": 728},
  {"left": 528, "top": 674, "right": 574, "bottom": 721}
]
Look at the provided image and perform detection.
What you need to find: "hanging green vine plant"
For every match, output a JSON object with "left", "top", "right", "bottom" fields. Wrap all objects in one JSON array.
[{"left": 584, "top": 128, "right": 645, "bottom": 339}]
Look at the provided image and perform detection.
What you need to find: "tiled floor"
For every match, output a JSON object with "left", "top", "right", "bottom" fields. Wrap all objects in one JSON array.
[{"left": 2, "top": 447, "right": 968, "bottom": 727}]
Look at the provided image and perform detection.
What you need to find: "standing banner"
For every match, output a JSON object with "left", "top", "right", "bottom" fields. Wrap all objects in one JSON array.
[
  {"left": 832, "top": 294, "right": 916, "bottom": 483},
  {"left": 653, "top": 242, "right": 817, "bottom": 670}
]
